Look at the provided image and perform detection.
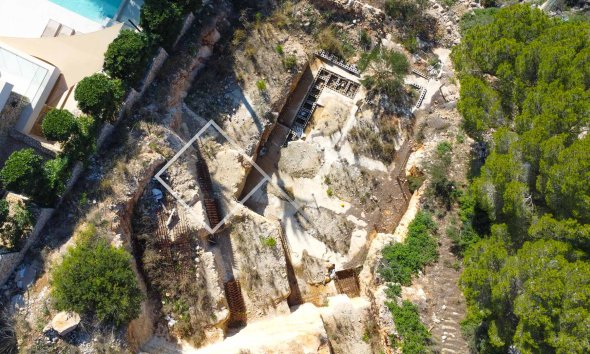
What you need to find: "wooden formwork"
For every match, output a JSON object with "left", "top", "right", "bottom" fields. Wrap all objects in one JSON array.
[
  {"left": 194, "top": 143, "right": 222, "bottom": 229},
  {"left": 334, "top": 268, "right": 362, "bottom": 298},
  {"left": 154, "top": 210, "right": 197, "bottom": 278},
  {"left": 224, "top": 279, "right": 247, "bottom": 326}
]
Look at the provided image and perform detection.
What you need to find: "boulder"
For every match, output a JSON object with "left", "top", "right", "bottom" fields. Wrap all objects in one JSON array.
[{"left": 50, "top": 311, "right": 81, "bottom": 336}]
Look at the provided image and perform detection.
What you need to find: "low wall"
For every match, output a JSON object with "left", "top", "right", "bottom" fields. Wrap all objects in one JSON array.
[
  {"left": 0, "top": 207, "right": 54, "bottom": 286},
  {"left": 8, "top": 129, "right": 56, "bottom": 158},
  {"left": 138, "top": 48, "right": 169, "bottom": 96},
  {"left": 173, "top": 12, "right": 196, "bottom": 50}
]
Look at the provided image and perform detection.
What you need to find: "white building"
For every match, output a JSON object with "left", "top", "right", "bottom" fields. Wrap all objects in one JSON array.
[{"left": 0, "top": 44, "right": 61, "bottom": 134}]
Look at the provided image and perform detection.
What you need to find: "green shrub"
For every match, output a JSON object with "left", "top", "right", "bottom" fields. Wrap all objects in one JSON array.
[
  {"left": 140, "top": 0, "right": 183, "bottom": 48},
  {"left": 275, "top": 44, "right": 284, "bottom": 55},
  {"left": 75, "top": 73, "right": 125, "bottom": 124},
  {"left": 459, "top": 8, "right": 499, "bottom": 35},
  {"left": 326, "top": 187, "right": 334, "bottom": 197},
  {"left": 425, "top": 141, "right": 458, "bottom": 209},
  {"left": 51, "top": 228, "right": 143, "bottom": 326},
  {"left": 282, "top": 54, "right": 297, "bottom": 70},
  {"left": 436, "top": 141, "right": 452, "bottom": 155},
  {"left": 388, "top": 300, "right": 431, "bottom": 353},
  {"left": 0, "top": 149, "right": 45, "bottom": 199},
  {"left": 408, "top": 174, "right": 426, "bottom": 193},
  {"left": 360, "top": 48, "right": 409, "bottom": 99},
  {"left": 0, "top": 200, "right": 8, "bottom": 225},
  {"left": 62, "top": 115, "right": 97, "bottom": 162},
  {"left": 380, "top": 212, "right": 438, "bottom": 285},
  {"left": 44, "top": 157, "right": 70, "bottom": 197},
  {"left": 41, "top": 109, "right": 77, "bottom": 142},
  {"left": 256, "top": 79, "right": 267, "bottom": 91},
  {"left": 359, "top": 29, "right": 372, "bottom": 50},
  {"left": 385, "top": 283, "right": 402, "bottom": 298},
  {"left": 262, "top": 236, "right": 277, "bottom": 248},
  {"left": 0, "top": 149, "right": 72, "bottom": 205},
  {"left": 317, "top": 26, "right": 353, "bottom": 59},
  {"left": 104, "top": 30, "right": 152, "bottom": 88}
]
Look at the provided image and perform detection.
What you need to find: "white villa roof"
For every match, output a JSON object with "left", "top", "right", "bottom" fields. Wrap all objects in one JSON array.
[
  {"left": 0, "top": 23, "right": 123, "bottom": 90},
  {"left": 0, "top": 45, "right": 53, "bottom": 105}
]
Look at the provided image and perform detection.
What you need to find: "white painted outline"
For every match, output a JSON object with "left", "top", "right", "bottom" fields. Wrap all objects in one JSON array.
[{"left": 155, "top": 119, "right": 301, "bottom": 234}]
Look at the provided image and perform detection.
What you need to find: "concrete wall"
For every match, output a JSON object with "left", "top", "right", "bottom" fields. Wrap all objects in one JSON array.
[
  {"left": 0, "top": 81, "right": 13, "bottom": 112},
  {"left": 138, "top": 47, "right": 169, "bottom": 95},
  {"left": 0, "top": 207, "right": 54, "bottom": 286},
  {"left": 8, "top": 128, "right": 56, "bottom": 158},
  {"left": 173, "top": 12, "right": 196, "bottom": 50}
]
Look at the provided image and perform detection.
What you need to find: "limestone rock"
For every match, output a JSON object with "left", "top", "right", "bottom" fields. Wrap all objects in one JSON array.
[
  {"left": 50, "top": 311, "right": 80, "bottom": 336},
  {"left": 279, "top": 141, "right": 322, "bottom": 178}
]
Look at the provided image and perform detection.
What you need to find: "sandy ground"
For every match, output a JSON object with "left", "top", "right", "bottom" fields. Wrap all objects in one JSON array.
[{"left": 185, "top": 303, "right": 329, "bottom": 354}]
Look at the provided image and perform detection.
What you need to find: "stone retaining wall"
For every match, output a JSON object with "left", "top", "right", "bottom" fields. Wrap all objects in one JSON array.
[{"left": 0, "top": 207, "right": 54, "bottom": 286}]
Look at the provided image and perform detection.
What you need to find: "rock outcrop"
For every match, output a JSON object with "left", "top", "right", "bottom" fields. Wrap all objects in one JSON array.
[{"left": 49, "top": 311, "right": 81, "bottom": 336}]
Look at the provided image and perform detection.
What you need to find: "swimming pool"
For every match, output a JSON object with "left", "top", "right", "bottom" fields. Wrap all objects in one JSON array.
[{"left": 49, "top": 0, "right": 123, "bottom": 23}]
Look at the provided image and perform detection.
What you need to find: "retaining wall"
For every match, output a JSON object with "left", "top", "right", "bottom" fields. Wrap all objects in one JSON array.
[{"left": 0, "top": 207, "right": 54, "bottom": 286}]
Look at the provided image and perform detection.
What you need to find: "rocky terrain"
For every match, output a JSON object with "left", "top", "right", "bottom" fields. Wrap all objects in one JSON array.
[{"left": 0, "top": 0, "right": 477, "bottom": 353}]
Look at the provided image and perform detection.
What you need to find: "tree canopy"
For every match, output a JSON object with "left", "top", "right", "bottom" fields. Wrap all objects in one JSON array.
[
  {"left": 74, "top": 73, "right": 125, "bottom": 124},
  {"left": 359, "top": 47, "right": 410, "bottom": 103},
  {"left": 51, "top": 225, "right": 143, "bottom": 326},
  {"left": 103, "top": 30, "right": 152, "bottom": 88},
  {"left": 453, "top": 5, "right": 590, "bottom": 352},
  {"left": 140, "top": 0, "right": 184, "bottom": 48},
  {"left": 0, "top": 149, "right": 45, "bottom": 198},
  {"left": 41, "top": 109, "right": 77, "bottom": 142}
]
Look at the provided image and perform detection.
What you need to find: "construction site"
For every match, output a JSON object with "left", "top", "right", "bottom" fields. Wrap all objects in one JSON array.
[
  {"left": 129, "top": 41, "right": 422, "bottom": 349},
  {"left": 0, "top": 0, "right": 473, "bottom": 353}
]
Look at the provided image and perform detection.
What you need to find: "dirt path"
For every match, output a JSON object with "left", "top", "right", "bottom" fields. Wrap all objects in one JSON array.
[{"left": 412, "top": 224, "right": 469, "bottom": 354}]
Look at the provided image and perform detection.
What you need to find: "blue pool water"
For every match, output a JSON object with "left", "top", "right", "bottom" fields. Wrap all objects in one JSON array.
[{"left": 49, "top": 0, "right": 123, "bottom": 23}]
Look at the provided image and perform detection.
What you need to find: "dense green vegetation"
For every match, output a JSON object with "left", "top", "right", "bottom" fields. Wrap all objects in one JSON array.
[
  {"left": 388, "top": 301, "right": 432, "bottom": 353},
  {"left": 41, "top": 108, "right": 96, "bottom": 162},
  {"left": 452, "top": 5, "right": 590, "bottom": 353},
  {"left": 74, "top": 73, "right": 125, "bottom": 123},
  {"left": 425, "top": 141, "right": 459, "bottom": 210},
  {"left": 359, "top": 47, "right": 410, "bottom": 101},
  {"left": 380, "top": 212, "right": 438, "bottom": 286},
  {"left": 41, "top": 109, "right": 77, "bottom": 142},
  {"left": 141, "top": 0, "right": 184, "bottom": 48},
  {"left": 317, "top": 26, "right": 355, "bottom": 59},
  {"left": 103, "top": 30, "right": 152, "bottom": 88},
  {"left": 51, "top": 224, "right": 143, "bottom": 326},
  {"left": 140, "top": 0, "right": 202, "bottom": 49},
  {"left": 0, "top": 149, "right": 45, "bottom": 200},
  {"left": 380, "top": 212, "right": 436, "bottom": 352},
  {"left": 0, "top": 148, "right": 68, "bottom": 206}
]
